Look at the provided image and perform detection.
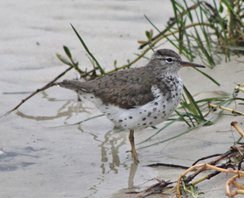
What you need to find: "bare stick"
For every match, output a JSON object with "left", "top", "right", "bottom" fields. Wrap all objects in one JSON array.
[
  {"left": 209, "top": 103, "right": 244, "bottom": 116},
  {"left": 1, "top": 66, "right": 73, "bottom": 118},
  {"left": 146, "top": 163, "right": 189, "bottom": 170},
  {"left": 176, "top": 163, "right": 244, "bottom": 198},
  {"left": 231, "top": 121, "right": 244, "bottom": 138},
  {"left": 226, "top": 174, "right": 244, "bottom": 197}
]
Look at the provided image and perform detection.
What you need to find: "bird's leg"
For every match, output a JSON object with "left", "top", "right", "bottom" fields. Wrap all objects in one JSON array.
[{"left": 129, "top": 129, "right": 139, "bottom": 164}]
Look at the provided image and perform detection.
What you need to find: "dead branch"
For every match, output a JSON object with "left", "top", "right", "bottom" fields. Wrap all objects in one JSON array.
[
  {"left": 139, "top": 122, "right": 244, "bottom": 198},
  {"left": 208, "top": 103, "right": 244, "bottom": 116},
  {"left": 1, "top": 66, "right": 73, "bottom": 118}
]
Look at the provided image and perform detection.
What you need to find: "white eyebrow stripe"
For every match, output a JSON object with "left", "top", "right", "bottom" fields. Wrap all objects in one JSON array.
[{"left": 157, "top": 56, "right": 178, "bottom": 61}]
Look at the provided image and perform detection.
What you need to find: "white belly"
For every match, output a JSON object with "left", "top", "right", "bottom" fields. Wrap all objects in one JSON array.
[{"left": 98, "top": 82, "right": 183, "bottom": 130}]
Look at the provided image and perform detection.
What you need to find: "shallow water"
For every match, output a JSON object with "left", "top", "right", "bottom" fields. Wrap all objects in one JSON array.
[{"left": 1, "top": 1, "right": 244, "bottom": 198}]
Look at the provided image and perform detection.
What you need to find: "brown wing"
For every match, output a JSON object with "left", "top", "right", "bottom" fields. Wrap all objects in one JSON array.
[
  {"left": 92, "top": 71, "right": 154, "bottom": 109},
  {"left": 59, "top": 67, "right": 158, "bottom": 109}
]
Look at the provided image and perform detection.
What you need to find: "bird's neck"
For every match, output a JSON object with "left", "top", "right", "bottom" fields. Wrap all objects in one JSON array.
[{"left": 161, "top": 71, "right": 180, "bottom": 79}]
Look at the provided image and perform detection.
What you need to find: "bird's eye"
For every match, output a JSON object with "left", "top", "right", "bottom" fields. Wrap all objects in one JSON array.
[{"left": 165, "top": 58, "right": 173, "bottom": 63}]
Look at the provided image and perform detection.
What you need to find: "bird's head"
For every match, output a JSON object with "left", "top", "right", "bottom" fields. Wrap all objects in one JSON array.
[{"left": 149, "top": 49, "right": 205, "bottom": 73}]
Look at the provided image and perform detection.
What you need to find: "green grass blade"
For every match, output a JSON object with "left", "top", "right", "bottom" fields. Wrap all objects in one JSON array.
[
  {"left": 183, "top": 86, "right": 205, "bottom": 121},
  {"left": 194, "top": 68, "right": 220, "bottom": 86},
  {"left": 175, "top": 109, "right": 193, "bottom": 127},
  {"left": 183, "top": 0, "right": 193, "bottom": 22},
  {"left": 138, "top": 121, "right": 175, "bottom": 145},
  {"left": 64, "top": 45, "right": 73, "bottom": 59},
  {"left": 192, "top": 26, "right": 215, "bottom": 67},
  {"left": 138, "top": 119, "right": 210, "bottom": 150},
  {"left": 70, "top": 24, "right": 105, "bottom": 75},
  {"left": 144, "top": 15, "right": 161, "bottom": 33}
]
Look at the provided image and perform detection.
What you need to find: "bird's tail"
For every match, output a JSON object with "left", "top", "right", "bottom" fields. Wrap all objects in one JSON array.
[{"left": 57, "top": 80, "right": 87, "bottom": 92}]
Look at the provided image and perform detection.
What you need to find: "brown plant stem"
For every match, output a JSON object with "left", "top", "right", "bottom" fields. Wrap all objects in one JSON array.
[{"left": 1, "top": 66, "right": 73, "bottom": 118}]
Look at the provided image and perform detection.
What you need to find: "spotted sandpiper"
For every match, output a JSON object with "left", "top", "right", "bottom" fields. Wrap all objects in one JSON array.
[{"left": 58, "top": 49, "right": 205, "bottom": 163}]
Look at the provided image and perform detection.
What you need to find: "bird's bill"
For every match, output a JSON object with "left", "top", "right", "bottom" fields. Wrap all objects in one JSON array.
[{"left": 180, "top": 61, "right": 205, "bottom": 68}]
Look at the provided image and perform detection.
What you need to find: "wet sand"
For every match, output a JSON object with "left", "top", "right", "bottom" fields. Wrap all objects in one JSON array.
[{"left": 0, "top": 1, "right": 244, "bottom": 198}]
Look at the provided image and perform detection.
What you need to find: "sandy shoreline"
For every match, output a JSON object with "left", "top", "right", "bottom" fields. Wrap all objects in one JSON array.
[{"left": 0, "top": 1, "right": 244, "bottom": 198}]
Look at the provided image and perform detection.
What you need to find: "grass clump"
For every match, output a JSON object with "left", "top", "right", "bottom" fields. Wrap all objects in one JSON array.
[{"left": 140, "top": 0, "right": 244, "bottom": 67}]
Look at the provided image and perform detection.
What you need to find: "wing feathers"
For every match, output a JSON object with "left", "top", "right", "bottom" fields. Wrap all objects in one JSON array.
[{"left": 58, "top": 67, "right": 167, "bottom": 109}]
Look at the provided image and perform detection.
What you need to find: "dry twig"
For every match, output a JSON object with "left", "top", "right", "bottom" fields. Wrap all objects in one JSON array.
[
  {"left": 138, "top": 122, "right": 244, "bottom": 198},
  {"left": 0, "top": 66, "right": 73, "bottom": 118},
  {"left": 208, "top": 103, "right": 244, "bottom": 116}
]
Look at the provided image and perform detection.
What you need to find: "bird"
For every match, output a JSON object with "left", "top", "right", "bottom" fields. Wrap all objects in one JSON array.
[{"left": 58, "top": 49, "right": 205, "bottom": 163}]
